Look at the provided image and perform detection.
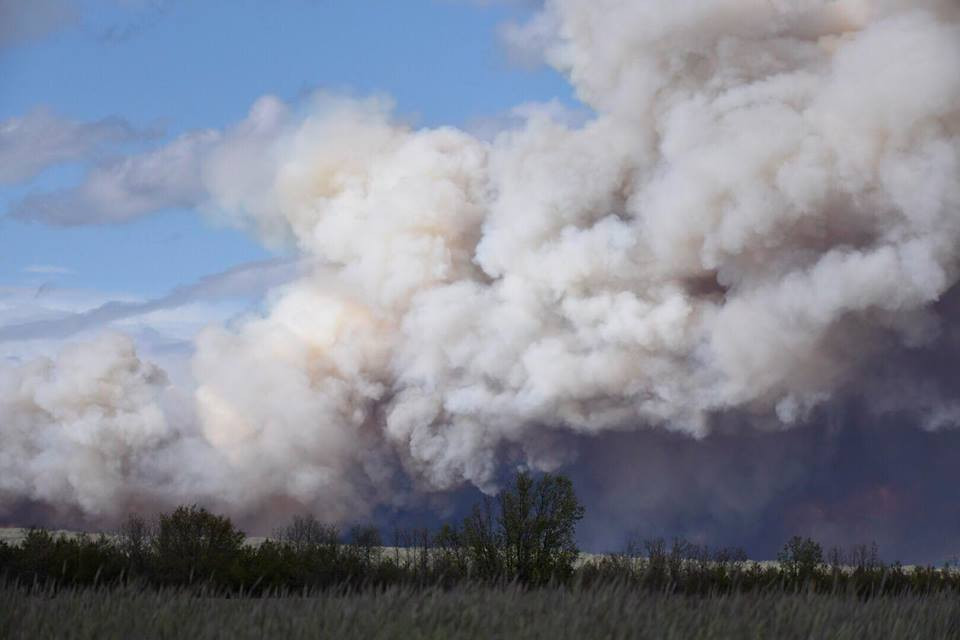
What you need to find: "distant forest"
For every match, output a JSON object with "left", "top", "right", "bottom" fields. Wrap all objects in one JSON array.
[{"left": 2, "top": 472, "right": 959, "bottom": 597}]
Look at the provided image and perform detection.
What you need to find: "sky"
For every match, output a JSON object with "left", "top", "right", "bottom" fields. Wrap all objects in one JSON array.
[
  {"left": 1, "top": 0, "right": 568, "bottom": 299},
  {"left": 2, "top": 0, "right": 960, "bottom": 564}
]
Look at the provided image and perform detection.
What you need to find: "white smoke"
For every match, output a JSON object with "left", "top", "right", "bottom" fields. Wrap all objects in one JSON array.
[
  {"left": 0, "top": 334, "right": 174, "bottom": 515},
  {"left": 2, "top": 0, "right": 959, "bottom": 528}
]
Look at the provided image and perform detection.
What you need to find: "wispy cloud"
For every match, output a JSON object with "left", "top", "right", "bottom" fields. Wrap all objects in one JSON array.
[
  {"left": 0, "top": 257, "right": 302, "bottom": 342},
  {"left": 22, "top": 264, "right": 75, "bottom": 276},
  {"left": 0, "top": 0, "right": 182, "bottom": 51},
  {"left": 0, "top": 107, "right": 152, "bottom": 186},
  {"left": 96, "top": 0, "right": 180, "bottom": 44},
  {"left": 7, "top": 94, "right": 286, "bottom": 227},
  {"left": 9, "top": 129, "right": 217, "bottom": 225},
  {"left": 0, "top": 0, "right": 78, "bottom": 50}
]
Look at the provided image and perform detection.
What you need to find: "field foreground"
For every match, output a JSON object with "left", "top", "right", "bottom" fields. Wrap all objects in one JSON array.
[{"left": 2, "top": 584, "right": 958, "bottom": 640}]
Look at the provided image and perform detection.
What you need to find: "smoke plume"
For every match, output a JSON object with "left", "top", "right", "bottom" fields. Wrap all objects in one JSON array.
[{"left": 3, "top": 0, "right": 959, "bottom": 556}]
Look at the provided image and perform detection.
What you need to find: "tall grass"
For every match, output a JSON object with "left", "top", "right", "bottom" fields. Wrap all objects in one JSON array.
[{"left": 2, "top": 582, "right": 958, "bottom": 640}]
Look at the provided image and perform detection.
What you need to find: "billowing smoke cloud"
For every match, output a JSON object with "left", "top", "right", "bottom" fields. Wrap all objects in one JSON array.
[
  {"left": 0, "top": 334, "right": 174, "bottom": 515},
  {"left": 2, "top": 0, "right": 959, "bottom": 556}
]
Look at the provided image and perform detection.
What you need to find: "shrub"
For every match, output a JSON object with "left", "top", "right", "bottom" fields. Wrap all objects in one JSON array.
[
  {"left": 276, "top": 515, "right": 339, "bottom": 554},
  {"left": 117, "top": 514, "right": 154, "bottom": 575},
  {"left": 152, "top": 506, "right": 245, "bottom": 586},
  {"left": 348, "top": 525, "right": 381, "bottom": 551},
  {"left": 777, "top": 536, "right": 824, "bottom": 584}
]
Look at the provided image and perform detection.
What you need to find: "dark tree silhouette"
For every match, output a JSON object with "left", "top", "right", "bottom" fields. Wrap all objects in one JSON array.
[
  {"left": 153, "top": 505, "right": 245, "bottom": 585},
  {"left": 498, "top": 471, "right": 585, "bottom": 584}
]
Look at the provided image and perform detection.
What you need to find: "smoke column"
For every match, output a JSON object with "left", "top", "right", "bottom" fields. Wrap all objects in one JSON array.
[{"left": 2, "top": 0, "right": 959, "bottom": 557}]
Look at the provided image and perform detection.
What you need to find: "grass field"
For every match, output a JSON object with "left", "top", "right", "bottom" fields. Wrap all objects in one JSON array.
[
  {"left": 2, "top": 583, "right": 958, "bottom": 640},
  {"left": 4, "top": 503, "right": 957, "bottom": 639}
]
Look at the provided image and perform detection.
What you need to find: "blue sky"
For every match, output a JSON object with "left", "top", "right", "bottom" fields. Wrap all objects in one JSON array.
[{"left": 1, "top": 0, "right": 571, "bottom": 297}]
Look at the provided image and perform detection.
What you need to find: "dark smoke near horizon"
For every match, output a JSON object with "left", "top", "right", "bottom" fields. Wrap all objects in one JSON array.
[{"left": 1, "top": 0, "right": 959, "bottom": 562}]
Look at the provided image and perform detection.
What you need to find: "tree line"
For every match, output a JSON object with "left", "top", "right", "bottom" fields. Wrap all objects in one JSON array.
[
  {"left": 1, "top": 471, "right": 959, "bottom": 597},
  {"left": 0, "top": 472, "right": 584, "bottom": 592}
]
